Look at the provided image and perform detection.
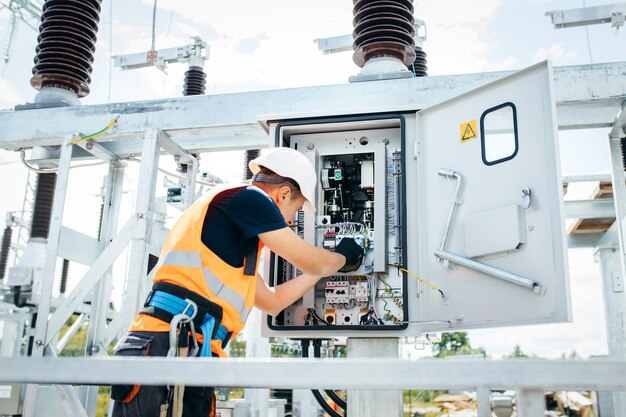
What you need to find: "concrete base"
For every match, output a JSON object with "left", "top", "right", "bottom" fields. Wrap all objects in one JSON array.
[{"left": 347, "top": 338, "right": 402, "bottom": 417}]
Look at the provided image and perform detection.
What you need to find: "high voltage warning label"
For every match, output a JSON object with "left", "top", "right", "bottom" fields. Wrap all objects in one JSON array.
[{"left": 460, "top": 120, "right": 477, "bottom": 142}]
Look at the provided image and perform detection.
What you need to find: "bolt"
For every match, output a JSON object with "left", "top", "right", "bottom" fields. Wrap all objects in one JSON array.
[
  {"left": 34, "top": 339, "right": 43, "bottom": 347},
  {"left": 306, "top": 143, "right": 315, "bottom": 150},
  {"left": 86, "top": 140, "right": 94, "bottom": 150},
  {"left": 91, "top": 345, "right": 100, "bottom": 353},
  {"left": 527, "top": 225, "right": 534, "bottom": 231},
  {"left": 136, "top": 213, "right": 145, "bottom": 219}
]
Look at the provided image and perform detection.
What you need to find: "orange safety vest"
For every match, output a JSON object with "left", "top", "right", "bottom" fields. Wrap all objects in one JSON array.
[{"left": 129, "top": 183, "right": 263, "bottom": 357}]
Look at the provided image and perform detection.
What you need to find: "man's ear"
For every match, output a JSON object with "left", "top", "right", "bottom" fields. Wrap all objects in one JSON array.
[{"left": 279, "top": 186, "right": 291, "bottom": 201}]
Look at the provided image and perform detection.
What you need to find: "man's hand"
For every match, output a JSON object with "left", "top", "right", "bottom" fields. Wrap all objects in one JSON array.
[{"left": 335, "top": 237, "right": 364, "bottom": 272}]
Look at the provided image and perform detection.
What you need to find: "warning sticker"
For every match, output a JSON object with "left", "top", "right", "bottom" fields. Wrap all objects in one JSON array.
[{"left": 460, "top": 120, "right": 477, "bottom": 142}]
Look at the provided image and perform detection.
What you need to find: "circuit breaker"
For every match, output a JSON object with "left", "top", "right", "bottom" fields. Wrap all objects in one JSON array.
[
  {"left": 260, "top": 62, "right": 571, "bottom": 338},
  {"left": 263, "top": 114, "right": 409, "bottom": 333}
]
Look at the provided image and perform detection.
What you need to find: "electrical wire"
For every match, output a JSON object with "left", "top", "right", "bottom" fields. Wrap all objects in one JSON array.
[
  {"left": 125, "top": 157, "right": 218, "bottom": 187},
  {"left": 307, "top": 308, "right": 330, "bottom": 325},
  {"left": 582, "top": 0, "right": 594, "bottom": 63},
  {"left": 399, "top": 268, "right": 447, "bottom": 300},
  {"left": 378, "top": 274, "right": 402, "bottom": 324},
  {"left": 151, "top": 0, "right": 158, "bottom": 51},
  {"left": 20, "top": 150, "right": 107, "bottom": 173},
  {"left": 69, "top": 115, "right": 120, "bottom": 144},
  {"left": 300, "top": 339, "right": 345, "bottom": 417}
]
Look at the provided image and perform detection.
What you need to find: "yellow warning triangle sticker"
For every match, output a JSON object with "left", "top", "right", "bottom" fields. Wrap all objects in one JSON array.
[{"left": 460, "top": 120, "right": 477, "bottom": 142}]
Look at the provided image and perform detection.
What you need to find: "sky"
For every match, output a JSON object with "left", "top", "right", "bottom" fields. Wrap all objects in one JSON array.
[{"left": 0, "top": 0, "right": 625, "bottom": 359}]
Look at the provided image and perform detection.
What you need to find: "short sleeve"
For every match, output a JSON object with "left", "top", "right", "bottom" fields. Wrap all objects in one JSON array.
[{"left": 218, "top": 186, "right": 288, "bottom": 238}]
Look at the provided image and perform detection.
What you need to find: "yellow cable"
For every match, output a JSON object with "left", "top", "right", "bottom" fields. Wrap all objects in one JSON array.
[
  {"left": 69, "top": 115, "right": 120, "bottom": 144},
  {"left": 399, "top": 268, "right": 447, "bottom": 299}
]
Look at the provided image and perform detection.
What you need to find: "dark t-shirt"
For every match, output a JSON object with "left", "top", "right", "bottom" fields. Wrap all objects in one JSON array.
[{"left": 201, "top": 186, "right": 287, "bottom": 267}]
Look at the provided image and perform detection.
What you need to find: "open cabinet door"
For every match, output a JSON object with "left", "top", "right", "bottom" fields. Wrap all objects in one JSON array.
[{"left": 412, "top": 61, "right": 571, "bottom": 331}]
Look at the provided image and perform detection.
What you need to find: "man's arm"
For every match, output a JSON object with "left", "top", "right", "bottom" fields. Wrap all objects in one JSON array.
[
  {"left": 259, "top": 227, "right": 345, "bottom": 276},
  {"left": 254, "top": 273, "right": 321, "bottom": 316}
]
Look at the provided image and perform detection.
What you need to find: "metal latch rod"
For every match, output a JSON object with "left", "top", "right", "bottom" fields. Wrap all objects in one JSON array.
[{"left": 434, "top": 249, "right": 544, "bottom": 294}]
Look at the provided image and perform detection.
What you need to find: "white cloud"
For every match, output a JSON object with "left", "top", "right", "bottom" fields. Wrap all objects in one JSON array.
[
  {"left": 415, "top": 0, "right": 512, "bottom": 75},
  {"left": 532, "top": 43, "right": 578, "bottom": 63},
  {"left": 0, "top": 79, "right": 24, "bottom": 110}
]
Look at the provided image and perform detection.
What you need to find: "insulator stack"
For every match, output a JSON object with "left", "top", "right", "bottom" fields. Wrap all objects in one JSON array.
[
  {"left": 621, "top": 138, "right": 626, "bottom": 171},
  {"left": 352, "top": 0, "right": 416, "bottom": 67},
  {"left": 30, "top": 0, "right": 103, "bottom": 97},
  {"left": 244, "top": 149, "right": 261, "bottom": 181},
  {"left": 183, "top": 66, "right": 207, "bottom": 96},
  {"left": 0, "top": 226, "right": 13, "bottom": 280},
  {"left": 410, "top": 46, "right": 427, "bottom": 77},
  {"left": 59, "top": 258, "right": 69, "bottom": 294},
  {"left": 96, "top": 203, "right": 104, "bottom": 240},
  {"left": 31, "top": 173, "right": 57, "bottom": 239}
]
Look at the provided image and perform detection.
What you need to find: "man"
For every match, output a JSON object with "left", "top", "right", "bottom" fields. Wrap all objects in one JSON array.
[{"left": 111, "top": 147, "right": 363, "bottom": 417}]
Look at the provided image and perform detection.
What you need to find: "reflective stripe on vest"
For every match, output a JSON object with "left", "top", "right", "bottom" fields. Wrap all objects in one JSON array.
[
  {"left": 157, "top": 250, "right": 249, "bottom": 320},
  {"left": 137, "top": 183, "right": 261, "bottom": 346}
]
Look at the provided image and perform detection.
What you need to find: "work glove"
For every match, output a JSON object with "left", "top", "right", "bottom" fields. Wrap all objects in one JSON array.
[{"left": 335, "top": 237, "right": 363, "bottom": 273}]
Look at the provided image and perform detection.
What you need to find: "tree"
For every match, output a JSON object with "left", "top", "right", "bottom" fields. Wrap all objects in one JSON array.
[
  {"left": 431, "top": 332, "right": 486, "bottom": 358},
  {"left": 506, "top": 344, "right": 530, "bottom": 359}
]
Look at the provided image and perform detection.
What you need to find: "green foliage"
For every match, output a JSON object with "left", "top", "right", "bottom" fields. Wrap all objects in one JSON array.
[
  {"left": 561, "top": 349, "right": 579, "bottom": 360},
  {"left": 58, "top": 315, "right": 87, "bottom": 357},
  {"left": 504, "top": 344, "right": 545, "bottom": 359},
  {"left": 229, "top": 336, "right": 246, "bottom": 357},
  {"left": 506, "top": 344, "right": 530, "bottom": 358},
  {"left": 431, "top": 332, "right": 485, "bottom": 358},
  {"left": 97, "top": 386, "right": 110, "bottom": 417}
]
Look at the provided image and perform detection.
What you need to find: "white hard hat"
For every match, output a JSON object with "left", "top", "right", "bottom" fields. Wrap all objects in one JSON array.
[{"left": 249, "top": 147, "right": 317, "bottom": 213}]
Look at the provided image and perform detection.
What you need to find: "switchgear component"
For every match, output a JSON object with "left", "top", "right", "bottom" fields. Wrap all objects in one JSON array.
[
  {"left": 31, "top": 0, "right": 103, "bottom": 97},
  {"left": 264, "top": 114, "right": 408, "bottom": 333},
  {"left": 352, "top": 0, "right": 416, "bottom": 67}
]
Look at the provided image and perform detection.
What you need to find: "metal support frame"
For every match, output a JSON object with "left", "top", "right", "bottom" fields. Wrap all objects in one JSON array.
[
  {"left": 80, "top": 161, "right": 125, "bottom": 415},
  {"left": 1, "top": 357, "right": 626, "bottom": 390},
  {"left": 516, "top": 389, "right": 545, "bottom": 417},
  {"left": 0, "top": 62, "right": 623, "bottom": 417},
  {"left": 594, "top": 104, "right": 626, "bottom": 417},
  {"left": 546, "top": 3, "right": 626, "bottom": 29},
  {"left": 476, "top": 388, "right": 491, "bottom": 417},
  {"left": 0, "top": 63, "right": 624, "bottom": 154},
  {"left": 17, "top": 127, "right": 195, "bottom": 417}
]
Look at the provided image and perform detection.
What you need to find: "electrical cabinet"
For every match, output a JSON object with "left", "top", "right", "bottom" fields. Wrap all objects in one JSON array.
[{"left": 260, "top": 61, "right": 570, "bottom": 338}]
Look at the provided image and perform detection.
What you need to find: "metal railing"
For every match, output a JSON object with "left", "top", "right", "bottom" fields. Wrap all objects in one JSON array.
[{"left": 0, "top": 357, "right": 625, "bottom": 417}]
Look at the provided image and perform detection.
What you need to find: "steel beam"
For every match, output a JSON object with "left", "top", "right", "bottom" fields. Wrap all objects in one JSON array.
[
  {"left": 0, "top": 63, "right": 623, "bottom": 155},
  {"left": 610, "top": 103, "right": 626, "bottom": 139},
  {"left": 546, "top": 3, "right": 626, "bottom": 29},
  {"left": 564, "top": 199, "right": 616, "bottom": 219},
  {"left": 1, "top": 358, "right": 626, "bottom": 390}
]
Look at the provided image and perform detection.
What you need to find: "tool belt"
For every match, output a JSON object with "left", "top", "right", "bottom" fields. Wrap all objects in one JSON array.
[{"left": 141, "top": 281, "right": 232, "bottom": 356}]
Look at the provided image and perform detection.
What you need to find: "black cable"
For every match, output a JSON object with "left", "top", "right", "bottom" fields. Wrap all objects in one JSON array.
[
  {"left": 311, "top": 389, "right": 343, "bottom": 417},
  {"left": 312, "top": 340, "right": 348, "bottom": 411},
  {"left": 324, "top": 390, "right": 347, "bottom": 411},
  {"left": 299, "top": 339, "right": 345, "bottom": 416}
]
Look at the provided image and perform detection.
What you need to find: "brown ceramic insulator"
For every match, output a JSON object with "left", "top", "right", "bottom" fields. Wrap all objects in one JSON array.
[
  {"left": 183, "top": 66, "right": 207, "bottom": 96},
  {"left": 31, "top": 0, "right": 102, "bottom": 97},
  {"left": 410, "top": 46, "right": 427, "bottom": 76},
  {"left": 352, "top": 0, "right": 416, "bottom": 67}
]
